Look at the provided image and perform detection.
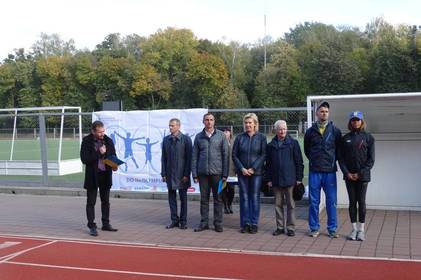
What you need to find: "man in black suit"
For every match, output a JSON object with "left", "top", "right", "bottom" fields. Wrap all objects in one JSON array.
[{"left": 80, "top": 121, "right": 118, "bottom": 236}]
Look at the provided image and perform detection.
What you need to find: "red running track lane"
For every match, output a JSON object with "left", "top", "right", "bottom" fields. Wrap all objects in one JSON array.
[{"left": 1, "top": 235, "right": 421, "bottom": 280}]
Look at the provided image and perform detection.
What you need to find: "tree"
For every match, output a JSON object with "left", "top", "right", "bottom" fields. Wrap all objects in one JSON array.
[
  {"left": 254, "top": 42, "right": 307, "bottom": 107},
  {"left": 186, "top": 52, "right": 235, "bottom": 108},
  {"left": 130, "top": 63, "right": 171, "bottom": 109},
  {"left": 286, "top": 22, "right": 366, "bottom": 96},
  {"left": 366, "top": 19, "right": 417, "bottom": 93},
  {"left": 94, "top": 55, "right": 133, "bottom": 107},
  {"left": 32, "top": 33, "right": 76, "bottom": 58}
]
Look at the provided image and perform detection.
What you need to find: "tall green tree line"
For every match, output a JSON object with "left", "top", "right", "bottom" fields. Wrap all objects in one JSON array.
[{"left": 1, "top": 18, "right": 421, "bottom": 117}]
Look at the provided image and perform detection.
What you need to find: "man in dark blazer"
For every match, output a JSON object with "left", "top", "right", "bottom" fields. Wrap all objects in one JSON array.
[
  {"left": 80, "top": 120, "right": 118, "bottom": 236},
  {"left": 161, "top": 118, "right": 192, "bottom": 230}
]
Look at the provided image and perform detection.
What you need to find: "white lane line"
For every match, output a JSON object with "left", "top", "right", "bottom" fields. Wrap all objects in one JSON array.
[
  {"left": 0, "top": 241, "right": 21, "bottom": 249},
  {"left": 1, "top": 233, "right": 420, "bottom": 263},
  {"left": 0, "top": 240, "right": 57, "bottom": 263},
  {"left": 4, "top": 261, "right": 245, "bottom": 280}
]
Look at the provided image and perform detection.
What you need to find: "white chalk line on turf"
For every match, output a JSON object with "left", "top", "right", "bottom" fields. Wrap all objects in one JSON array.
[
  {"left": 1, "top": 233, "right": 420, "bottom": 263},
  {"left": 4, "top": 261, "right": 244, "bottom": 280},
  {"left": 0, "top": 240, "right": 57, "bottom": 263}
]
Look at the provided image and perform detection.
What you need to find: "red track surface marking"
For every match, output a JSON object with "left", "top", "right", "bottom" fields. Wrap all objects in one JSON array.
[
  {"left": 0, "top": 236, "right": 52, "bottom": 260},
  {"left": 1, "top": 235, "right": 421, "bottom": 280},
  {"left": 0, "top": 262, "right": 230, "bottom": 280}
]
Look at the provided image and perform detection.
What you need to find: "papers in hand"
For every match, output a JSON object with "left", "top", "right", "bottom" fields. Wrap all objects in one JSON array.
[{"left": 103, "top": 155, "right": 125, "bottom": 169}]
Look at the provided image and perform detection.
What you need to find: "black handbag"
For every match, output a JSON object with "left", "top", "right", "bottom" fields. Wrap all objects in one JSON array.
[{"left": 293, "top": 182, "right": 305, "bottom": 201}]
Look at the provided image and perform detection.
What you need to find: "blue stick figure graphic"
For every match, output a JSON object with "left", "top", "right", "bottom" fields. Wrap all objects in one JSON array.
[
  {"left": 135, "top": 137, "right": 160, "bottom": 173},
  {"left": 114, "top": 131, "right": 145, "bottom": 172},
  {"left": 110, "top": 132, "right": 117, "bottom": 145}
]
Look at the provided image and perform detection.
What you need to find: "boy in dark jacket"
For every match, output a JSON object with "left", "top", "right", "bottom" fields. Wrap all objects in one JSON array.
[
  {"left": 339, "top": 111, "right": 375, "bottom": 241},
  {"left": 304, "top": 102, "right": 342, "bottom": 238}
]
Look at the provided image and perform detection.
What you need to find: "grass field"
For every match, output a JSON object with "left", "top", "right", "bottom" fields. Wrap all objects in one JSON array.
[{"left": 0, "top": 139, "right": 80, "bottom": 161}]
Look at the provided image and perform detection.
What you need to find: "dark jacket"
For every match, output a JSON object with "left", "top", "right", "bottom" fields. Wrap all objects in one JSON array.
[
  {"left": 266, "top": 135, "right": 304, "bottom": 187},
  {"left": 191, "top": 129, "right": 229, "bottom": 178},
  {"left": 304, "top": 121, "right": 342, "bottom": 173},
  {"left": 232, "top": 132, "right": 267, "bottom": 176},
  {"left": 161, "top": 132, "right": 192, "bottom": 190},
  {"left": 80, "top": 133, "right": 116, "bottom": 190},
  {"left": 339, "top": 130, "right": 375, "bottom": 182}
]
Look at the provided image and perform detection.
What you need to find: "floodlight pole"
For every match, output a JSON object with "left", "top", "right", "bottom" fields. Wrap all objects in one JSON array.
[
  {"left": 264, "top": 14, "right": 267, "bottom": 71},
  {"left": 39, "top": 114, "right": 48, "bottom": 186}
]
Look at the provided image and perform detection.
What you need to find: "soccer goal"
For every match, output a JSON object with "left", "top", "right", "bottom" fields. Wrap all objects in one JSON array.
[{"left": 0, "top": 106, "right": 83, "bottom": 177}]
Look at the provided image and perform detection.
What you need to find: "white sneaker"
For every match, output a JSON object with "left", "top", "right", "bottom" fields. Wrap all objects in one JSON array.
[
  {"left": 347, "top": 229, "right": 357, "bottom": 241},
  {"left": 356, "top": 231, "right": 365, "bottom": 241},
  {"left": 309, "top": 230, "right": 319, "bottom": 237}
]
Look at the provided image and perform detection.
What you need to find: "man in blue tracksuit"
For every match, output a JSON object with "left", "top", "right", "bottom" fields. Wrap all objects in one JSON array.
[{"left": 304, "top": 101, "right": 342, "bottom": 238}]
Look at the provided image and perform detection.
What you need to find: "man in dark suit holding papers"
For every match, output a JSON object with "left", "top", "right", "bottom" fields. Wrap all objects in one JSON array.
[{"left": 80, "top": 120, "right": 119, "bottom": 236}]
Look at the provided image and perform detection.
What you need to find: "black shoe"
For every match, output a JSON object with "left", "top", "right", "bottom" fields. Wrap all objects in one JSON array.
[
  {"left": 228, "top": 206, "right": 233, "bottom": 214},
  {"left": 179, "top": 223, "right": 187, "bottom": 230},
  {"left": 194, "top": 225, "right": 210, "bottom": 232},
  {"left": 224, "top": 207, "right": 230, "bottom": 214},
  {"left": 166, "top": 222, "right": 179, "bottom": 229},
  {"left": 101, "top": 225, "right": 118, "bottom": 232},
  {"left": 249, "top": 225, "right": 258, "bottom": 234},
  {"left": 287, "top": 230, "right": 295, "bottom": 237},
  {"left": 89, "top": 227, "right": 98, "bottom": 236},
  {"left": 240, "top": 224, "right": 250, "bottom": 233},
  {"left": 214, "top": 226, "right": 223, "bottom": 233},
  {"left": 272, "top": 228, "right": 285, "bottom": 236}
]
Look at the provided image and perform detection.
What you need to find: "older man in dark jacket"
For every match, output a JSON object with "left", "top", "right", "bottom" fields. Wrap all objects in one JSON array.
[
  {"left": 191, "top": 113, "right": 229, "bottom": 233},
  {"left": 266, "top": 120, "right": 304, "bottom": 237},
  {"left": 161, "top": 118, "right": 192, "bottom": 230},
  {"left": 80, "top": 121, "right": 118, "bottom": 236}
]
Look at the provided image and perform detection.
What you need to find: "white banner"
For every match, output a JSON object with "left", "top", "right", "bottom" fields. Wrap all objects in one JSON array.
[{"left": 92, "top": 109, "right": 207, "bottom": 192}]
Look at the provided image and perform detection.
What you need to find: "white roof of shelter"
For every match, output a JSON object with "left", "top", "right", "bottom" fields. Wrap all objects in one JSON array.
[{"left": 307, "top": 92, "right": 421, "bottom": 135}]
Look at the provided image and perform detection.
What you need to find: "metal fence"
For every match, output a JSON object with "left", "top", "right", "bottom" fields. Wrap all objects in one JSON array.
[{"left": 0, "top": 107, "right": 307, "bottom": 188}]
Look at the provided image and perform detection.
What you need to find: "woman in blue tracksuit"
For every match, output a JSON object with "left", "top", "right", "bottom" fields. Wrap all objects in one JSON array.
[
  {"left": 339, "top": 111, "right": 375, "bottom": 241},
  {"left": 232, "top": 113, "right": 267, "bottom": 234}
]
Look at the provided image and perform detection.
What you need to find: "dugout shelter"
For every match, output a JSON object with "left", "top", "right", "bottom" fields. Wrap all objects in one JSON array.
[{"left": 307, "top": 93, "right": 421, "bottom": 210}]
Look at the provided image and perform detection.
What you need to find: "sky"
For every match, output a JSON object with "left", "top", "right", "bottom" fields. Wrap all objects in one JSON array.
[{"left": 1, "top": 0, "right": 421, "bottom": 59}]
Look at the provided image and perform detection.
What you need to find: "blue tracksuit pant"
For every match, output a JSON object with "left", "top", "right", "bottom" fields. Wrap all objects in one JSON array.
[{"left": 308, "top": 171, "right": 338, "bottom": 232}]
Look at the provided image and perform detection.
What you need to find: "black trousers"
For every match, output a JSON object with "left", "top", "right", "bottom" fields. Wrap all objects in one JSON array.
[
  {"left": 86, "top": 172, "right": 111, "bottom": 229},
  {"left": 221, "top": 182, "right": 235, "bottom": 209},
  {"left": 198, "top": 175, "right": 223, "bottom": 227},
  {"left": 345, "top": 180, "right": 368, "bottom": 223},
  {"left": 168, "top": 188, "right": 188, "bottom": 225}
]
